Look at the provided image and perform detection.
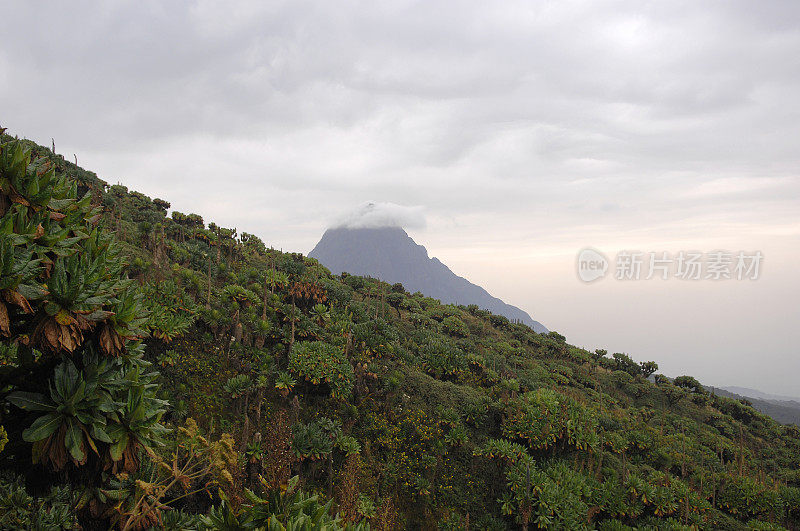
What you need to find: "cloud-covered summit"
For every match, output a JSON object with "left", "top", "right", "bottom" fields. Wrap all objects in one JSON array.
[{"left": 331, "top": 201, "right": 425, "bottom": 230}]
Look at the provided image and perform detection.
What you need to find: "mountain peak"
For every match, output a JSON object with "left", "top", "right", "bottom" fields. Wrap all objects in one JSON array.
[{"left": 309, "top": 226, "right": 548, "bottom": 333}]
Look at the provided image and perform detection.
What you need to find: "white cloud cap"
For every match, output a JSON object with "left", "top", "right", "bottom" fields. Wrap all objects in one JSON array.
[{"left": 332, "top": 201, "right": 426, "bottom": 230}]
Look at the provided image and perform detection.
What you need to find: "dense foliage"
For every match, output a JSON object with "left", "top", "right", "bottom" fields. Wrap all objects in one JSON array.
[{"left": 1, "top": 130, "right": 799, "bottom": 529}]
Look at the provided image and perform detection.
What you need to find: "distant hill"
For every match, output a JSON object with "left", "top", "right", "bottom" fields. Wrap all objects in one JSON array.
[
  {"left": 720, "top": 386, "right": 800, "bottom": 403},
  {"left": 309, "top": 226, "right": 548, "bottom": 333},
  {"left": 712, "top": 387, "right": 800, "bottom": 425}
]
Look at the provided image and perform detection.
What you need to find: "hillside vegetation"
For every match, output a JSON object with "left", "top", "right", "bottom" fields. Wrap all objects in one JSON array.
[{"left": 1, "top": 130, "right": 799, "bottom": 530}]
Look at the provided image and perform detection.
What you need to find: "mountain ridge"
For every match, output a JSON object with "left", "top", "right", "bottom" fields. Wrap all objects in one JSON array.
[{"left": 720, "top": 386, "right": 800, "bottom": 404}]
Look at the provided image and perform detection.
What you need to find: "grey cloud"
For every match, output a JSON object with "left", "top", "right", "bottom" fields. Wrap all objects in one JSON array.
[{"left": 1, "top": 0, "right": 799, "bottom": 394}]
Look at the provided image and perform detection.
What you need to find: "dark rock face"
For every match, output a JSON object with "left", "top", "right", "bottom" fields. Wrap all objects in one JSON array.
[{"left": 309, "top": 226, "right": 548, "bottom": 333}]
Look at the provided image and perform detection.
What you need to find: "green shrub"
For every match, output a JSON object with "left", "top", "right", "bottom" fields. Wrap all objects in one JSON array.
[
  {"left": 441, "top": 316, "right": 469, "bottom": 338},
  {"left": 289, "top": 341, "right": 354, "bottom": 398}
]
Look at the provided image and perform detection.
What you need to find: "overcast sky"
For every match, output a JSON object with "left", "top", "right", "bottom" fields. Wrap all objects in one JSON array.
[{"left": 2, "top": 1, "right": 799, "bottom": 396}]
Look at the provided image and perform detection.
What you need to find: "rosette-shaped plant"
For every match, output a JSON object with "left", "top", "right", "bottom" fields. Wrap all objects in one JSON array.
[{"left": 0, "top": 137, "right": 166, "bottom": 511}]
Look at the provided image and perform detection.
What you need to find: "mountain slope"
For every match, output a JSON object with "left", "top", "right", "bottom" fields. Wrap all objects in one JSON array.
[
  {"left": 3, "top": 130, "right": 800, "bottom": 530},
  {"left": 309, "top": 226, "right": 548, "bottom": 333}
]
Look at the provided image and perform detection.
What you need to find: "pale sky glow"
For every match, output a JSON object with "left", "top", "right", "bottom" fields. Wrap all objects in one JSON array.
[{"left": 1, "top": 0, "right": 799, "bottom": 395}]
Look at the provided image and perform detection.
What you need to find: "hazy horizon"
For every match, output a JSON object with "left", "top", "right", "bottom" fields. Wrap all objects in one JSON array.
[{"left": 2, "top": 1, "right": 798, "bottom": 395}]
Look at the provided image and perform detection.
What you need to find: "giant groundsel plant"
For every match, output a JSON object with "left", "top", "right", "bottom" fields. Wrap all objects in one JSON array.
[{"left": 0, "top": 136, "right": 166, "bottom": 515}]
